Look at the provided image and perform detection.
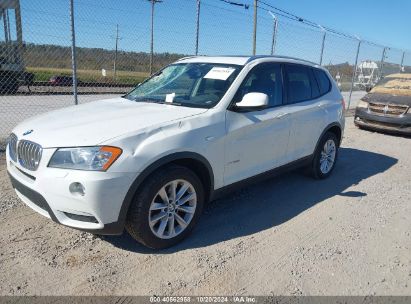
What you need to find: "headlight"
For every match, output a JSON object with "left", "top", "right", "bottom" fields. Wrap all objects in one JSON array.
[
  {"left": 357, "top": 100, "right": 369, "bottom": 109},
  {"left": 48, "top": 146, "right": 122, "bottom": 171}
]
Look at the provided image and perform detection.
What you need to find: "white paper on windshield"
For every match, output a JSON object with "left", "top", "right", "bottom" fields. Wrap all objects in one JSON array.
[
  {"left": 204, "top": 67, "right": 235, "bottom": 81},
  {"left": 165, "top": 92, "right": 175, "bottom": 103}
]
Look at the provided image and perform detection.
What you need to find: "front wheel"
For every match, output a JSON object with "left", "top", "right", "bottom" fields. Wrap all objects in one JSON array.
[
  {"left": 126, "top": 165, "right": 204, "bottom": 249},
  {"left": 309, "top": 132, "right": 339, "bottom": 179}
]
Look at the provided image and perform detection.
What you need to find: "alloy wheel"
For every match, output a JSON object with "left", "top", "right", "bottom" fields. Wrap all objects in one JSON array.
[
  {"left": 319, "top": 139, "right": 336, "bottom": 174},
  {"left": 148, "top": 179, "right": 197, "bottom": 239}
]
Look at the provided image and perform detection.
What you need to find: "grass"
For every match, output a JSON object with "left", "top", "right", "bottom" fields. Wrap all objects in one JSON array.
[{"left": 26, "top": 67, "right": 150, "bottom": 85}]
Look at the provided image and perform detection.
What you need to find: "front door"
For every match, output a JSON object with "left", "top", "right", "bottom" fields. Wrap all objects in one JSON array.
[{"left": 224, "top": 63, "right": 291, "bottom": 186}]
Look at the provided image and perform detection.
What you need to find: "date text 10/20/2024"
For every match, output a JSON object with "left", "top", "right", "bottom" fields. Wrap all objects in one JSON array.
[{"left": 149, "top": 296, "right": 257, "bottom": 303}]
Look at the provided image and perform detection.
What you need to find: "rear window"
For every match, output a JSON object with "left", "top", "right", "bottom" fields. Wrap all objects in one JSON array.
[
  {"left": 313, "top": 69, "right": 331, "bottom": 95},
  {"left": 285, "top": 65, "right": 313, "bottom": 103}
]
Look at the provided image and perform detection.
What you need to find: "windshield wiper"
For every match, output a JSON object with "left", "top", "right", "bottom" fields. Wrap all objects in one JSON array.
[
  {"left": 134, "top": 98, "right": 183, "bottom": 106},
  {"left": 133, "top": 97, "right": 162, "bottom": 103}
]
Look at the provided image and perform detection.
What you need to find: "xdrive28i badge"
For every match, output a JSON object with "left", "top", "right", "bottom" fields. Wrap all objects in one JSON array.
[{"left": 22, "top": 129, "right": 33, "bottom": 136}]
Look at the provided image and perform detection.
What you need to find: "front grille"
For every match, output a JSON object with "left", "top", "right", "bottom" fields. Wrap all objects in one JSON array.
[
  {"left": 368, "top": 102, "right": 385, "bottom": 114},
  {"left": 17, "top": 140, "right": 43, "bottom": 171},
  {"left": 7, "top": 133, "right": 18, "bottom": 162},
  {"left": 368, "top": 102, "right": 409, "bottom": 116},
  {"left": 386, "top": 104, "right": 409, "bottom": 116}
]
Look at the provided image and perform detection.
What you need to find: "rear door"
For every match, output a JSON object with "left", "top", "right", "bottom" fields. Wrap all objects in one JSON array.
[{"left": 283, "top": 64, "right": 327, "bottom": 162}]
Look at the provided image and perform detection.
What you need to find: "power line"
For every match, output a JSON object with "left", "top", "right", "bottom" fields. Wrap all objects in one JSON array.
[
  {"left": 218, "top": 0, "right": 249, "bottom": 9},
  {"left": 258, "top": 0, "right": 357, "bottom": 40},
  {"left": 259, "top": 0, "right": 316, "bottom": 26}
]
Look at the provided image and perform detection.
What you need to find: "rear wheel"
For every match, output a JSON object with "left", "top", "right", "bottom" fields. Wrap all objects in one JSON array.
[
  {"left": 309, "top": 132, "right": 339, "bottom": 179},
  {"left": 126, "top": 165, "right": 204, "bottom": 249}
]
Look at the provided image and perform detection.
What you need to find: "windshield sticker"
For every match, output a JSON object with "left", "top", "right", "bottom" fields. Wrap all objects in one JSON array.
[{"left": 204, "top": 67, "right": 236, "bottom": 81}]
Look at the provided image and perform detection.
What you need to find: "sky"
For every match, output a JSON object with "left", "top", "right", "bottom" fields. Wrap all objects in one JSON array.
[{"left": 2, "top": 0, "right": 411, "bottom": 65}]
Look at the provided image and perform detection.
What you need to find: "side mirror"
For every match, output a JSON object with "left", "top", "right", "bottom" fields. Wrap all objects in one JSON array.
[{"left": 235, "top": 92, "right": 269, "bottom": 109}]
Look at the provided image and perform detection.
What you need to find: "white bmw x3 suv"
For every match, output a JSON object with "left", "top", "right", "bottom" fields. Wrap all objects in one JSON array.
[{"left": 7, "top": 56, "right": 345, "bottom": 249}]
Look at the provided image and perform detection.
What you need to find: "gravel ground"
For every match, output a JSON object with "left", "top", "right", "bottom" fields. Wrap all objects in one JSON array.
[{"left": 0, "top": 119, "right": 410, "bottom": 296}]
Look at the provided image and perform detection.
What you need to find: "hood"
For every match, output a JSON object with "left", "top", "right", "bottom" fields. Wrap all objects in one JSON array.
[
  {"left": 362, "top": 92, "right": 411, "bottom": 106},
  {"left": 12, "top": 97, "right": 207, "bottom": 147}
]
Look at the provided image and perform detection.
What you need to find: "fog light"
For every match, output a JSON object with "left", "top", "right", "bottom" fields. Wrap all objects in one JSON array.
[{"left": 69, "top": 182, "right": 85, "bottom": 196}]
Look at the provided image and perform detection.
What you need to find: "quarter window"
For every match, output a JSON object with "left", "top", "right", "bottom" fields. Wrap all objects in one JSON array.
[{"left": 313, "top": 69, "right": 331, "bottom": 95}]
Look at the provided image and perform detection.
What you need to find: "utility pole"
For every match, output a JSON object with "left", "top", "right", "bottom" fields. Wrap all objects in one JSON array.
[
  {"left": 252, "top": 0, "right": 257, "bottom": 55},
  {"left": 268, "top": 11, "right": 278, "bottom": 55},
  {"left": 195, "top": 0, "right": 201, "bottom": 55},
  {"left": 113, "top": 24, "right": 120, "bottom": 81},
  {"left": 148, "top": 0, "right": 163, "bottom": 75}
]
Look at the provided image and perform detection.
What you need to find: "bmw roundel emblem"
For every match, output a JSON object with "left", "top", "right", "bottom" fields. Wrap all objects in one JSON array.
[{"left": 23, "top": 129, "right": 34, "bottom": 136}]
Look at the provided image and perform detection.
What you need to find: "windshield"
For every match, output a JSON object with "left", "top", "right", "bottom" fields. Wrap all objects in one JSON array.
[{"left": 125, "top": 63, "right": 242, "bottom": 108}]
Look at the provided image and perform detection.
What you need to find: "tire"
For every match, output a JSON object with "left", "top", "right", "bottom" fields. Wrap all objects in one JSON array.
[
  {"left": 125, "top": 165, "right": 204, "bottom": 249},
  {"left": 309, "top": 132, "right": 339, "bottom": 179}
]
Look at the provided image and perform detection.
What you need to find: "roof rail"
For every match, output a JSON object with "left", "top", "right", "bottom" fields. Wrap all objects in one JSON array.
[
  {"left": 246, "top": 55, "right": 319, "bottom": 66},
  {"left": 176, "top": 56, "right": 202, "bottom": 61}
]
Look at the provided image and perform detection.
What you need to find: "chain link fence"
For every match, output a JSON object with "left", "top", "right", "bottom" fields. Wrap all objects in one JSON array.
[{"left": 1, "top": 0, "right": 410, "bottom": 148}]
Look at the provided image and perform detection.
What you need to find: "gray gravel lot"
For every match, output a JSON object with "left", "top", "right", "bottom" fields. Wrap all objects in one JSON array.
[{"left": 0, "top": 119, "right": 410, "bottom": 296}]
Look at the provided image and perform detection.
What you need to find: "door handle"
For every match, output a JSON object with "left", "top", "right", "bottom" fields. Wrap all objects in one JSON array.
[{"left": 275, "top": 112, "right": 290, "bottom": 119}]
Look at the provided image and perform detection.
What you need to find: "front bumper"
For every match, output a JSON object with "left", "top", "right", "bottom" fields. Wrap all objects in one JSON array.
[
  {"left": 354, "top": 108, "right": 411, "bottom": 135},
  {"left": 6, "top": 149, "right": 136, "bottom": 235}
]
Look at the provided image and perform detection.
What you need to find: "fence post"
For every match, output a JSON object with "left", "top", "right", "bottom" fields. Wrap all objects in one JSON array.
[
  {"left": 69, "top": 0, "right": 78, "bottom": 105},
  {"left": 2, "top": 9, "right": 9, "bottom": 43},
  {"left": 195, "top": 0, "right": 201, "bottom": 55},
  {"left": 318, "top": 25, "right": 326, "bottom": 65},
  {"left": 268, "top": 11, "right": 278, "bottom": 55},
  {"left": 252, "top": 0, "right": 257, "bottom": 55},
  {"left": 149, "top": 0, "right": 154, "bottom": 75},
  {"left": 347, "top": 38, "right": 361, "bottom": 110},
  {"left": 379, "top": 47, "right": 387, "bottom": 79},
  {"left": 400, "top": 51, "right": 405, "bottom": 72}
]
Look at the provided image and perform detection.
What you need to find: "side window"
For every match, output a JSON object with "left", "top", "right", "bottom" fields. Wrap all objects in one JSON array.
[
  {"left": 234, "top": 63, "right": 283, "bottom": 107},
  {"left": 313, "top": 69, "right": 331, "bottom": 95},
  {"left": 285, "top": 64, "right": 313, "bottom": 103}
]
